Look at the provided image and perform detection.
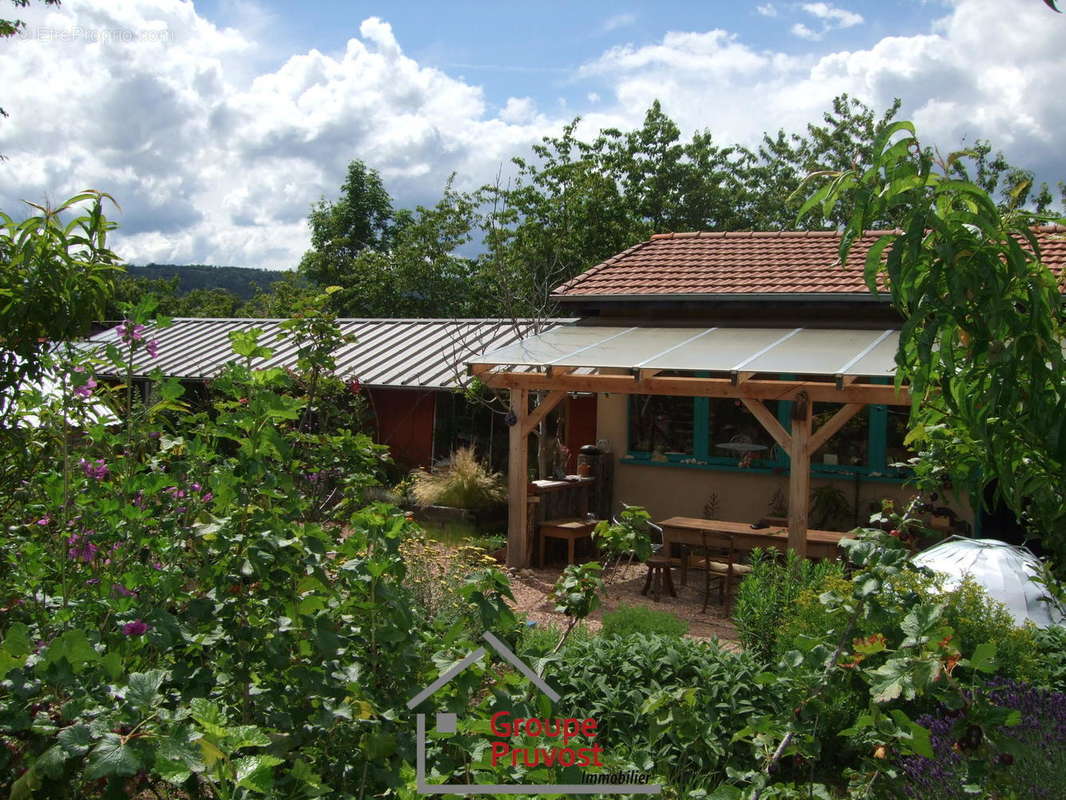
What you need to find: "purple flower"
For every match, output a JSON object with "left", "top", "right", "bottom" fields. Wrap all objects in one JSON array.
[
  {"left": 35, "top": 515, "right": 51, "bottom": 526},
  {"left": 146, "top": 339, "right": 159, "bottom": 358},
  {"left": 67, "top": 533, "right": 98, "bottom": 563},
  {"left": 122, "top": 619, "right": 149, "bottom": 636},
  {"left": 79, "top": 459, "right": 109, "bottom": 481},
  {"left": 112, "top": 583, "right": 136, "bottom": 597},
  {"left": 190, "top": 483, "right": 202, "bottom": 492},
  {"left": 73, "top": 376, "right": 97, "bottom": 398},
  {"left": 202, "top": 492, "right": 213, "bottom": 503},
  {"left": 114, "top": 320, "right": 146, "bottom": 344},
  {"left": 151, "top": 561, "right": 164, "bottom": 571}
]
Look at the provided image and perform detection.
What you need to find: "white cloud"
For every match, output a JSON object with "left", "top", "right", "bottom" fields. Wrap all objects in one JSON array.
[
  {"left": 601, "top": 12, "right": 637, "bottom": 33},
  {"left": 802, "top": 3, "right": 864, "bottom": 29},
  {"left": 0, "top": 0, "right": 1063, "bottom": 268},
  {"left": 791, "top": 22, "right": 822, "bottom": 41},
  {"left": 0, "top": 2, "right": 558, "bottom": 268},
  {"left": 756, "top": 4, "right": 779, "bottom": 18},
  {"left": 580, "top": 0, "right": 1066, "bottom": 184}
]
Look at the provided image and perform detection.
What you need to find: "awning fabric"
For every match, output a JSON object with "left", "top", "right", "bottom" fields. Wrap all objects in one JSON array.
[{"left": 470, "top": 324, "right": 899, "bottom": 380}]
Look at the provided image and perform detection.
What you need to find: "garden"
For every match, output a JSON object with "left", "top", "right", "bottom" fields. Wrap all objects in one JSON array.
[{"left": 2, "top": 120, "right": 1066, "bottom": 800}]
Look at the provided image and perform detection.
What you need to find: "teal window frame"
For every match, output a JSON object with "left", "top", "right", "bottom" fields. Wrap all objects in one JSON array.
[{"left": 624, "top": 374, "right": 909, "bottom": 482}]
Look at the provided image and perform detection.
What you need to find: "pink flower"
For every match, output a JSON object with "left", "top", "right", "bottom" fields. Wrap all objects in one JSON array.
[
  {"left": 67, "top": 533, "right": 98, "bottom": 563},
  {"left": 122, "top": 619, "right": 149, "bottom": 636},
  {"left": 201, "top": 492, "right": 213, "bottom": 503},
  {"left": 35, "top": 515, "right": 51, "bottom": 526},
  {"left": 79, "top": 459, "right": 109, "bottom": 481},
  {"left": 73, "top": 376, "right": 97, "bottom": 398},
  {"left": 114, "top": 320, "right": 146, "bottom": 344},
  {"left": 146, "top": 339, "right": 159, "bottom": 358}
]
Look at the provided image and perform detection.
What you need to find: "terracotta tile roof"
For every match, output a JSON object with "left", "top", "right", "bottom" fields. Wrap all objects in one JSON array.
[{"left": 553, "top": 227, "right": 1066, "bottom": 299}]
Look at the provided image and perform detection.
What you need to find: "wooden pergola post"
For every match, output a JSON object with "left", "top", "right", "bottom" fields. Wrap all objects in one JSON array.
[
  {"left": 788, "top": 392, "right": 812, "bottom": 559},
  {"left": 506, "top": 389, "right": 568, "bottom": 568},
  {"left": 507, "top": 388, "right": 529, "bottom": 568}
]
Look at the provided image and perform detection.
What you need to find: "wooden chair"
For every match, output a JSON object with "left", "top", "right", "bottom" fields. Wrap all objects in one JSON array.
[{"left": 683, "top": 533, "right": 751, "bottom": 613}]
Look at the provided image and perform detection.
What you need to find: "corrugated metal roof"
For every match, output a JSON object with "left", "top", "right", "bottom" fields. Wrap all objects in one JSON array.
[
  {"left": 469, "top": 323, "right": 900, "bottom": 379},
  {"left": 87, "top": 318, "right": 563, "bottom": 390}
]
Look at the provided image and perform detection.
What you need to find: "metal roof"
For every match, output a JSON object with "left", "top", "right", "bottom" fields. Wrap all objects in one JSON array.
[
  {"left": 469, "top": 324, "right": 900, "bottom": 380},
  {"left": 87, "top": 318, "right": 563, "bottom": 390}
]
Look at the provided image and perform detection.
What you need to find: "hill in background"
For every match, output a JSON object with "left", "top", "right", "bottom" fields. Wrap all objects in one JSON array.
[{"left": 126, "top": 264, "right": 284, "bottom": 301}]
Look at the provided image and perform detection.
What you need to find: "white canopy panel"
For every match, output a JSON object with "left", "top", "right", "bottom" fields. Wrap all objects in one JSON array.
[{"left": 471, "top": 324, "right": 900, "bottom": 379}]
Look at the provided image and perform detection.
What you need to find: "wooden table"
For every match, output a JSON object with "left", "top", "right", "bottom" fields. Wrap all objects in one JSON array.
[
  {"left": 539, "top": 518, "right": 597, "bottom": 566},
  {"left": 658, "top": 517, "right": 852, "bottom": 561}
]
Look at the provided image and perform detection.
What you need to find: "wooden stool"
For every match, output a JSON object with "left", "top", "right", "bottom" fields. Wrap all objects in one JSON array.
[
  {"left": 539, "top": 519, "right": 596, "bottom": 566},
  {"left": 641, "top": 556, "right": 676, "bottom": 601}
]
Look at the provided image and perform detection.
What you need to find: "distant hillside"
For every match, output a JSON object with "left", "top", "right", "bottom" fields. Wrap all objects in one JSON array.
[{"left": 126, "top": 264, "right": 285, "bottom": 301}]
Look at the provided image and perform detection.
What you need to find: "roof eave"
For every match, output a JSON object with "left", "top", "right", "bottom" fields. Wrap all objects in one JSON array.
[{"left": 553, "top": 292, "right": 890, "bottom": 303}]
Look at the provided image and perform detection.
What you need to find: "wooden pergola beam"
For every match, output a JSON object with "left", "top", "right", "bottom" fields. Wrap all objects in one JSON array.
[
  {"left": 788, "top": 392, "right": 812, "bottom": 558},
  {"left": 522, "top": 390, "right": 567, "bottom": 436},
  {"left": 482, "top": 370, "right": 910, "bottom": 406},
  {"left": 740, "top": 398, "right": 791, "bottom": 451},
  {"left": 807, "top": 402, "right": 864, "bottom": 455}
]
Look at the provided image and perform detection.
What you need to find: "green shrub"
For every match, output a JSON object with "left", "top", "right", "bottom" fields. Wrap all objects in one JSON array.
[
  {"left": 732, "top": 548, "right": 846, "bottom": 663},
  {"left": 517, "top": 620, "right": 592, "bottom": 657},
  {"left": 601, "top": 603, "right": 688, "bottom": 639},
  {"left": 1034, "top": 625, "right": 1066, "bottom": 692},
  {"left": 545, "top": 634, "right": 786, "bottom": 790},
  {"left": 410, "top": 446, "right": 505, "bottom": 509},
  {"left": 940, "top": 576, "right": 1044, "bottom": 684}
]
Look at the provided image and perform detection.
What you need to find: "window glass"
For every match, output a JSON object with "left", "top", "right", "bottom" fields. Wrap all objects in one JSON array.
[
  {"left": 811, "top": 403, "right": 869, "bottom": 467},
  {"left": 629, "top": 395, "right": 694, "bottom": 456},
  {"left": 885, "top": 407, "right": 914, "bottom": 467},
  {"left": 708, "top": 398, "right": 776, "bottom": 461}
]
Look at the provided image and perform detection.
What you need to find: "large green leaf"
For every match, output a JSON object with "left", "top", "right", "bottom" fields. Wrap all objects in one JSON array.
[{"left": 85, "top": 733, "right": 141, "bottom": 779}]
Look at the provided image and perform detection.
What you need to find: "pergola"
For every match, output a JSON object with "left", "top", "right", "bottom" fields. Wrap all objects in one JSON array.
[{"left": 467, "top": 324, "right": 912, "bottom": 567}]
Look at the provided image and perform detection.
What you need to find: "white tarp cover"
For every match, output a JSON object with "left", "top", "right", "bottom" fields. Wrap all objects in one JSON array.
[
  {"left": 471, "top": 324, "right": 900, "bottom": 378},
  {"left": 912, "top": 537, "right": 1065, "bottom": 628}
]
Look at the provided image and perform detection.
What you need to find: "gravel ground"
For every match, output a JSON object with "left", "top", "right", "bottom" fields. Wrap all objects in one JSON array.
[{"left": 504, "top": 559, "right": 741, "bottom": 648}]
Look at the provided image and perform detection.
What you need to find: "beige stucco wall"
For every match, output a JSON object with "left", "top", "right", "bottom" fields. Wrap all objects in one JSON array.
[{"left": 595, "top": 393, "right": 967, "bottom": 528}]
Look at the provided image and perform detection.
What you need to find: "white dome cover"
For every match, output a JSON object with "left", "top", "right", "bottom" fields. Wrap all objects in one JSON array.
[{"left": 912, "top": 537, "right": 1065, "bottom": 628}]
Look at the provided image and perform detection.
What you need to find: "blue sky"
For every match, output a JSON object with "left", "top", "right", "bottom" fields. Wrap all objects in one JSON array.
[{"left": 1, "top": 0, "right": 1062, "bottom": 268}]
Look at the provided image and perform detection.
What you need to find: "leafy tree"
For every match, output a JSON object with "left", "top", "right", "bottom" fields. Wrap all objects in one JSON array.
[
  {"left": 298, "top": 160, "right": 395, "bottom": 289},
  {"left": 0, "top": 190, "right": 121, "bottom": 408},
  {"left": 331, "top": 178, "right": 482, "bottom": 317},
  {"left": 802, "top": 120, "right": 1066, "bottom": 565},
  {"left": 240, "top": 270, "right": 319, "bottom": 318}
]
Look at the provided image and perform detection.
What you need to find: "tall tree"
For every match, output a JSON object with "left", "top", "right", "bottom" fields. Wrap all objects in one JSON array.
[
  {"left": 298, "top": 160, "right": 395, "bottom": 288},
  {"left": 804, "top": 121, "right": 1066, "bottom": 564}
]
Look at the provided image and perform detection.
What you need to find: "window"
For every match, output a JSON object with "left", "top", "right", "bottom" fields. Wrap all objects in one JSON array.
[
  {"left": 626, "top": 388, "right": 907, "bottom": 480},
  {"left": 707, "top": 398, "right": 776, "bottom": 463},
  {"left": 810, "top": 403, "right": 869, "bottom": 467},
  {"left": 629, "top": 394, "right": 694, "bottom": 456}
]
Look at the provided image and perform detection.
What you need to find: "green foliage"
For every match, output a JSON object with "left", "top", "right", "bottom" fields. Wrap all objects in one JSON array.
[
  {"left": 0, "top": 294, "right": 522, "bottom": 798},
  {"left": 802, "top": 117, "right": 1066, "bottom": 565},
  {"left": 549, "top": 561, "right": 604, "bottom": 621},
  {"left": 732, "top": 548, "right": 846, "bottom": 664},
  {"left": 410, "top": 446, "right": 506, "bottom": 510},
  {"left": 1033, "top": 625, "right": 1066, "bottom": 692},
  {"left": 546, "top": 634, "right": 785, "bottom": 791},
  {"left": 0, "top": 190, "right": 122, "bottom": 406},
  {"left": 299, "top": 160, "right": 394, "bottom": 289},
  {"left": 515, "top": 620, "right": 592, "bottom": 657},
  {"left": 600, "top": 603, "right": 688, "bottom": 639},
  {"left": 592, "top": 504, "right": 655, "bottom": 562}
]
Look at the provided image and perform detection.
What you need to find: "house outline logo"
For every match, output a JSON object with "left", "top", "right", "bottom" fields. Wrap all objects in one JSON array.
[{"left": 406, "top": 631, "right": 662, "bottom": 795}]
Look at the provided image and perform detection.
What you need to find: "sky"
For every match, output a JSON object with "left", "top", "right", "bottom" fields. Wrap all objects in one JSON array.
[{"left": 1, "top": 0, "right": 1064, "bottom": 270}]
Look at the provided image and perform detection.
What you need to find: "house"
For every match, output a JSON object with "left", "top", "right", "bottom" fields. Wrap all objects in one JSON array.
[
  {"left": 468, "top": 228, "right": 1066, "bottom": 567},
  {"left": 85, "top": 317, "right": 595, "bottom": 472}
]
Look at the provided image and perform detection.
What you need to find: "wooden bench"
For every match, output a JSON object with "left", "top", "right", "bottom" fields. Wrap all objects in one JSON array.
[{"left": 538, "top": 518, "right": 597, "bottom": 566}]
